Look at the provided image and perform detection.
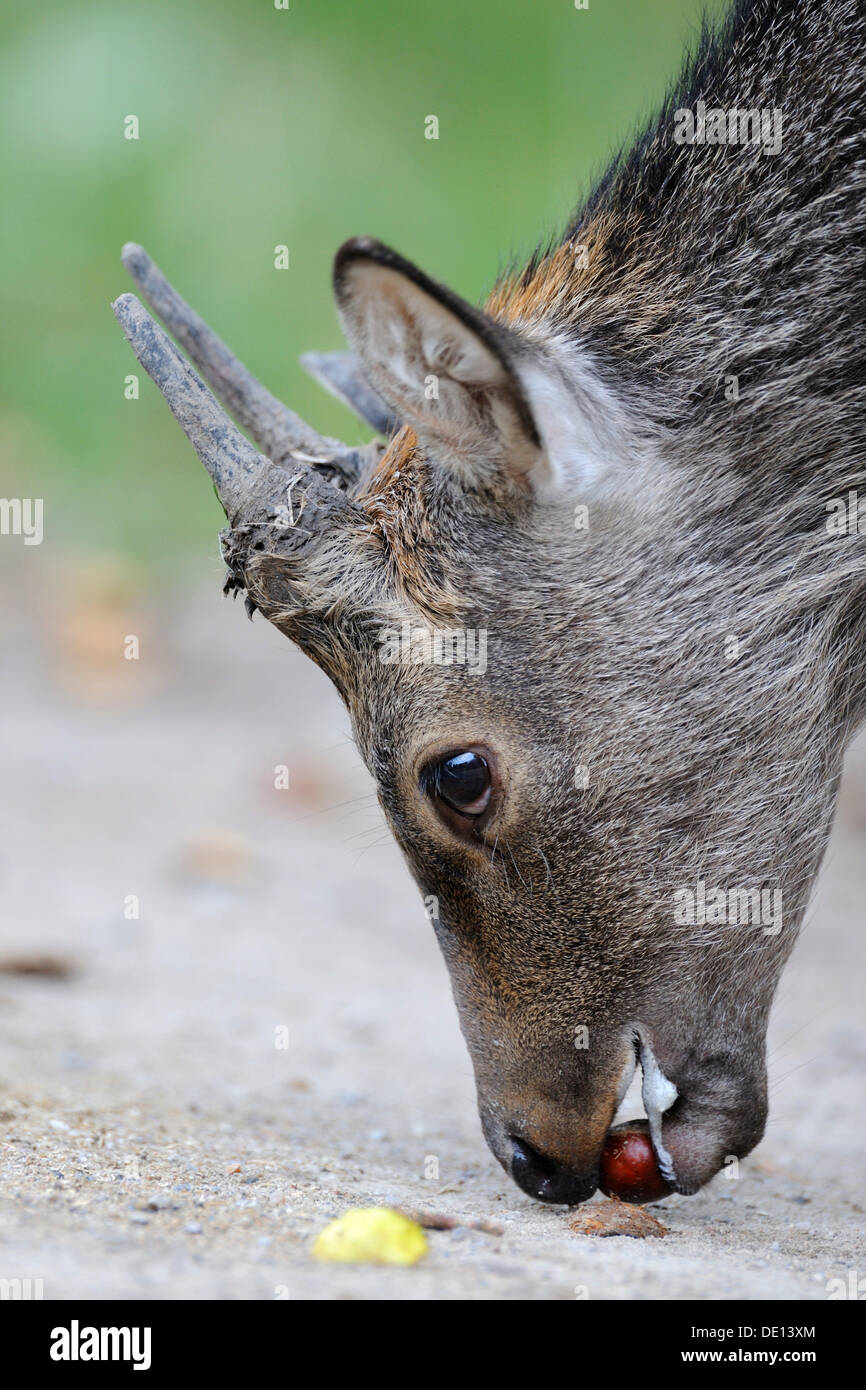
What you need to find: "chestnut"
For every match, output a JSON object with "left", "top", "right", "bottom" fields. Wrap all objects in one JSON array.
[{"left": 599, "top": 1121, "right": 672, "bottom": 1204}]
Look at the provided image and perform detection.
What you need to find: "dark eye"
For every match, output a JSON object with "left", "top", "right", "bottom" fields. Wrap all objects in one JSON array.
[
  {"left": 422, "top": 749, "right": 494, "bottom": 839},
  {"left": 435, "top": 751, "right": 491, "bottom": 813}
]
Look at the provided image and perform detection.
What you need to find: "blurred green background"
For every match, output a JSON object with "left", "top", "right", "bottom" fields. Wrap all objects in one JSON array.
[{"left": 0, "top": 0, "right": 722, "bottom": 571}]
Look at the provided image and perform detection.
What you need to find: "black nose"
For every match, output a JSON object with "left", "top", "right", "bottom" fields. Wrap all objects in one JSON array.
[{"left": 509, "top": 1136, "right": 598, "bottom": 1205}]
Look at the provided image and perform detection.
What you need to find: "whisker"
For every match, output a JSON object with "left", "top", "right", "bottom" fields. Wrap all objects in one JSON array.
[
  {"left": 343, "top": 822, "right": 389, "bottom": 843},
  {"left": 277, "top": 790, "right": 379, "bottom": 828},
  {"left": 490, "top": 834, "right": 510, "bottom": 892},
  {"left": 534, "top": 842, "right": 555, "bottom": 894},
  {"left": 767, "top": 1055, "right": 822, "bottom": 1093},
  {"left": 352, "top": 833, "right": 395, "bottom": 866},
  {"left": 766, "top": 1015, "right": 821, "bottom": 1061},
  {"left": 504, "top": 838, "right": 529, "bottom": 891}
]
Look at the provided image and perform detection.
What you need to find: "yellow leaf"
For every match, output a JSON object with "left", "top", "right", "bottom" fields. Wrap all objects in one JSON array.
[{"left": 312, "top": 1207, "right": 428, "bottom": 1266}]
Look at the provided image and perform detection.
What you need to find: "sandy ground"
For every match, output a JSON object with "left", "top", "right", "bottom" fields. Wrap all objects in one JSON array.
[{"left": 0, "top": 561, "right": 864, "bottom": 1301}]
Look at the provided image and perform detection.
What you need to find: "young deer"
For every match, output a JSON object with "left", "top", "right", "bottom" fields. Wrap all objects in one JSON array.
[{"left": 114, "top": 0, "right": 865, "bottom": 1204}]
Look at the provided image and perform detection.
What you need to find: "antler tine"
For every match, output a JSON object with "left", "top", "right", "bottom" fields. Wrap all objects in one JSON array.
[
  {"left": 300, "top": 350, "right": 400, "bottom": 438},
  {"left": 120, "top": 243, "right": 349, "bottom": 468},
  {"left": 113, "top": 292, "right": 283, "bottom": 520}
]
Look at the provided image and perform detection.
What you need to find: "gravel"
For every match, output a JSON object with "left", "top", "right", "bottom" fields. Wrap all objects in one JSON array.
[{"left": 0, "top": 569, "right": 864, "bottom": 1300}]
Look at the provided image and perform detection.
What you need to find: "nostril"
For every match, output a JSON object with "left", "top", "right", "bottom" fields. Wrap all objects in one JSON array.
[
  {"left": 509, "top": 1135, "right": 597, "bottom": 1206},
  {"left": 511, "top": 1136, "right": 558, "bottom": 1187}
]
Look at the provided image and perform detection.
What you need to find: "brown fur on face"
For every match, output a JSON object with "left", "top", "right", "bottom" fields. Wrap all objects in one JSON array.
[{"left": 356, "top": 427, "right": 463, "bottom": 626}]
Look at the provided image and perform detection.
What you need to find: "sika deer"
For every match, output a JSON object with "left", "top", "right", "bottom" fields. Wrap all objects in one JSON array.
[{"left": 114, "top": 0, "right": 866, "bottom": 1202}]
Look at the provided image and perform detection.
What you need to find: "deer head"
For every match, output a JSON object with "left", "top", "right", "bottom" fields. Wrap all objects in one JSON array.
[{"left": 114, "top": 229, "right": 862, "bottom": 1204}]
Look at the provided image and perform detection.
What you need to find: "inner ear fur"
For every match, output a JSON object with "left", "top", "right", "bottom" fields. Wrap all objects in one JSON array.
[{"left": 333, "top": 238, "right": 543, "bottom": 487}]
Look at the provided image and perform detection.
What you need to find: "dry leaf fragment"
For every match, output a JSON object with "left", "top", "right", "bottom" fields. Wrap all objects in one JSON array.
[{"left": 569, "top": 1198, "right": 668, "bottom": 1239}]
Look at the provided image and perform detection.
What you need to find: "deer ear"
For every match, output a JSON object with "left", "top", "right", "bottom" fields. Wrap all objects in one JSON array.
[{"left": 333, "top": 238, "right": 552, "bottom": 492}]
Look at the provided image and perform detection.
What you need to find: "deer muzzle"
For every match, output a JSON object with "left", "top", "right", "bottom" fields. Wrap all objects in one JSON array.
[{"left": 476, "top": 1024, "right": 768, "bottom": 1205}]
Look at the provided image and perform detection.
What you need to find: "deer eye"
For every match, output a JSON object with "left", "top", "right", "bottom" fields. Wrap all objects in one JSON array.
[
  {"left": 422, "top": 750, "right": 494, "bottom": 840},
  {"left": 435, "top": 751, "right": 491, "bottom": 811}
]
